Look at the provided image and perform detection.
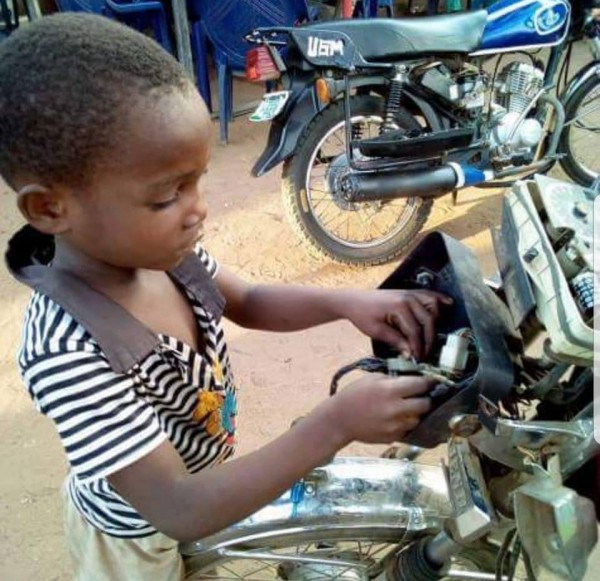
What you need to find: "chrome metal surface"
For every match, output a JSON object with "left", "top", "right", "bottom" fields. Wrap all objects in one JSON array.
[
  {"left": 305, "top": 115, "right": 425, "bottom": 249},
  {"left": 446, "top": 438, "right": 495, "bottom": 543},
  {"left": 514, "top": 467, "right": 598, "bottom": 581},
  {"left": 216, "top": 548, "right": 368, "bottom": 569},
  {"left": 181, "top": 457, "right": 451, "bottom": 560},
  {"left": 471, "top": 403, "right": 597, "bottom": 477},
  {"left": 497, "top": 62, "right": 545, "bottom": 116},
  {"left": 446, "top": 571, "right": 506, "bottom": 580},
  {"left": 425, "top": 531, "right": 462, "bottom": 567}
]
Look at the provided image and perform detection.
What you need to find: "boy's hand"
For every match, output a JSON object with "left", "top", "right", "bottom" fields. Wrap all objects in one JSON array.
[
  {"left": 326, "top": 373, "right": 434, "bottom": 444},
  {"left": 342, "top": 289, "right": 452, "bottom": 360}
]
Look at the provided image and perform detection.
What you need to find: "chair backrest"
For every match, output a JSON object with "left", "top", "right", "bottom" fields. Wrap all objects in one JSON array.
[
  {"left": 189, "top": 0, "right": 310, "bottom": 69},
  {"left": 1, "top": 0, "right": 18, "bottom": 37},
  {"left": 55, "top": 0, "right": 107, "bottom": 13},
  {"left": 55, "top": 0, "right": 160, "bottom": 14}
]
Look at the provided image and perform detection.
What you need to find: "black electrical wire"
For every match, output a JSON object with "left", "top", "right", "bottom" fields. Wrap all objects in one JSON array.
[
  {"left": 557, "top": 41, "right": 573, "bottom": 96},
  {"left": 507, "top": 536, "right": 523, "bottom": 581},
  {"left": 329, "top": 357, "right": 388, "bottom": 396},
  {"left": 496, "top": 528, "right": 517, "bottom": 581},
  {"left": 521, "top": 545, "right": 537, "bottom": 581}
]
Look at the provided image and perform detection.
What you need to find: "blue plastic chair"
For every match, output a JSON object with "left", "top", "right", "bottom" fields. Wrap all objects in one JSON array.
[
  {"left": 55, "top": 0, "right": 173, "bottom": 54},
  {"left": 354, "top": 0, "right": 394, "bottom": 18},
  {"left": 188, "top": 0, "right": 312, "bottom": 143},
  {"left": 0, "top": 0, "right": 18, "bottom": 40}
]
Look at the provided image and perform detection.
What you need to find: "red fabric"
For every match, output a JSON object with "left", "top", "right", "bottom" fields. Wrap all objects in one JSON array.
[{"left": 342, "top": 0, "right": 353, "bottom": 18}]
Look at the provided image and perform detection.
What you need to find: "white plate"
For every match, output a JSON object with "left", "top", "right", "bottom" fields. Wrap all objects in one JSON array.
[{"left": 249, "top": 90, "right": 291, "bottom": 122}]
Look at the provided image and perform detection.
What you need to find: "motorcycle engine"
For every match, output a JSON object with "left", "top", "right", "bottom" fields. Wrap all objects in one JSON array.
[
  {"left": 421, "top": 61, "right": 545, "bottom": 159},
  {"left": 490, "top": 62, "right": 545, "bottom": 156}
]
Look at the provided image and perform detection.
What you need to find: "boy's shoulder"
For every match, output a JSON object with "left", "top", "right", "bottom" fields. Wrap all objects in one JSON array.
[
  {"left": 9, "top": 226, "right": 225, "bottom": 373},
  {"left": 18, "top": 290, "right": 99, "bottom": 367}
]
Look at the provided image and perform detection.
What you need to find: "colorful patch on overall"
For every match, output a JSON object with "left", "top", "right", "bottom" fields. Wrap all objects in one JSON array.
[{"left": 192, "top": 359, "right": 236, "bottom": 444}]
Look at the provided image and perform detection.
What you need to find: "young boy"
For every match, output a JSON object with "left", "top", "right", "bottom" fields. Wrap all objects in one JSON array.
[{"left": 1, "top": 14, "right": 450, "bottom": 580}]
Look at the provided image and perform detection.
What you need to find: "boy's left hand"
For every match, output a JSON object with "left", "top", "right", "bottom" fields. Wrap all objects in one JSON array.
[{"left": 343, "top": 289, "right": 453, "bottom": 361}]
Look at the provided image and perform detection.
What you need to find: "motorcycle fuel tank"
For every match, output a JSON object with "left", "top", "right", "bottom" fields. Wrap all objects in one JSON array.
[{"left": 476, "top": 0, "right": 572, "bottom": 54}]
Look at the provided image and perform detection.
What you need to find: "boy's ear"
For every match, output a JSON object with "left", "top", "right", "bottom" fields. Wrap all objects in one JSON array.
[{"left": 16, "top": 184, "right": 71, "bottom": 235}]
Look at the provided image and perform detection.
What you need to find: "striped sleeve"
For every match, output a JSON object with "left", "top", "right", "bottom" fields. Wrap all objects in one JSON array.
[
  {"left": 195, "top": 244, "right": 219, "bottom": 278},
  {"left": 20, "top": 349, "right": 167, "bottom": 484}
]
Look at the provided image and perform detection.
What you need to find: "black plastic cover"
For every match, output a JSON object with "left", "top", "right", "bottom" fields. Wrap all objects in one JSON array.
[
  {"left": 373, "top": 232, "right": 517, "bottom": 447},
  {"left": 356, "top": 127, "right": 475, "bottom": 159},
  {"left": 491, "top": 198, "right": 536, "bottom": 329}
]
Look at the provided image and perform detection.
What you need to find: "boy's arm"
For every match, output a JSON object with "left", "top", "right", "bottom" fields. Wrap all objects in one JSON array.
[
  {"left": 216, "top": 267, "right": 451, "bottom": 360},
  {"left": 217, "top": 265, "right": 350, "bottom": 329},
  {"left": 107, "top": 374, "right": 433, "bottom": 543}
]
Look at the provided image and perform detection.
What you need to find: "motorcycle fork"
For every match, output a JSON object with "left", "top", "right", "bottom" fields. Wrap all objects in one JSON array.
[{"left": 382, "top": 435, "right": 503, "bottom": 581}]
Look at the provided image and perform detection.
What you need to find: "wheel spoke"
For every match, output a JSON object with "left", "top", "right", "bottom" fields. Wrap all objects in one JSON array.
[
  {"left": 306, "top": 120, "right": 415, "bottom": 246},
  {"left": 192, "top": 536, "right": 530, "bottom": 580},
  {"left": 284, "top": 102, "right": 433, "bottom": 259},
  {"left": 320, "top": 209, "right": 351, "bottom": 231},
  {"left": 358, "top": 207, "right": 387, "bottom": 241},
  {"left": 332, "top": 130, "right": 346, "bottom": 149},
  {"left": 565, "top": 87, "right": 600, "bottom": 180}
]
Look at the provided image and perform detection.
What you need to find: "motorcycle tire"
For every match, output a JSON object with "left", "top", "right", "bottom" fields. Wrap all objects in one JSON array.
[
  {"left": 281, "top": 95, "right": 433, "bottom": 266},
  {"left": 559, "top": 72, "right": 600, "bottom": 186}
]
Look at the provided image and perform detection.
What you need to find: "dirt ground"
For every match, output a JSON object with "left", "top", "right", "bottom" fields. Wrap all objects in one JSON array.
[{"left": 1, "top": 80, "right": 598, "bottom": 580}]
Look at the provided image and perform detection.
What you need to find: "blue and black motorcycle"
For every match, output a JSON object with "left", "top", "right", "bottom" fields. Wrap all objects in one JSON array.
[{"left": 246, "top": 0, "right": 600, "bottom": 265}]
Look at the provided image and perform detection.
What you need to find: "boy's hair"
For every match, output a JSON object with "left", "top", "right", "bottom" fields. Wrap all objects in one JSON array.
[{"left": 0, "top": 13, "right": 191, "bottom": 189}]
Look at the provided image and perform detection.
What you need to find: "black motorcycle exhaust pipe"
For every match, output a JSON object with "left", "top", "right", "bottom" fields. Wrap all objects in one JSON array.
[{"left": 339, "top": 164, "right": 491, "bottom": 203}]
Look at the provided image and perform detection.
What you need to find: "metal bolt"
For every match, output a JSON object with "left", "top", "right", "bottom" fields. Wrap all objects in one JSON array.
[
  {"left": 523, "top": 248, "right": 538, "bottom": 263},
  {"left": 548, "top": 536, "right": 561, "bottom": 552},
  {"left": 304, "top": 483, "right": 315, "bottom": 496},
  {"left": 449, "top": 414, "right": 481, "bottom": 437},
  {"left": 415, "top": 270, "right": 434, "bottom": 288},
  {"left": 573, "top": 202, "right": 588, "bottom": 219}
]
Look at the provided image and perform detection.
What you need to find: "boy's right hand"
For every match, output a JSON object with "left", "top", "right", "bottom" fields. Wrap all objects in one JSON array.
[
  {"left": 106, "top": 371, "right": 433, "bottom": 543},
  {"left": 327, "top": 373, "right": 434, "bottom": 445}
]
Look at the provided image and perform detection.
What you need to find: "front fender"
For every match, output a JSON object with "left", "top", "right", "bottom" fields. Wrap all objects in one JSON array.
[
  {"left": 561, "top": 60, "right": 600, "bottom": 107},
  {"left": 181, "top": 457, "right": 450, "bottom": 563}
]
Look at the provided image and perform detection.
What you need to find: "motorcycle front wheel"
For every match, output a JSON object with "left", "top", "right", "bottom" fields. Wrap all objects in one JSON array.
[
  {"left": 559, "top": 72, "right": 600, "bottom": 186},
  {"left": 281, "top": 95, "right": 433, "bottom": 266},
  {"left": 184, "top": 528, "right": 525, "bottom": 580}
]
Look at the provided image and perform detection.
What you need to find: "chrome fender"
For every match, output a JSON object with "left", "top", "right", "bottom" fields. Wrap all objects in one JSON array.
[
  {"left": 181, "top": 457, "right": 451, "bottom": 559},
  {"left": 561, "top": 60, "right": 600, "bottom": 109}
]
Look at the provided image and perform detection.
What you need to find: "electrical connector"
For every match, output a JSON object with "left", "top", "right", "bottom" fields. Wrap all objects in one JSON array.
[{"left": 439, "top": 334, "right": 469, "bottom": 374}]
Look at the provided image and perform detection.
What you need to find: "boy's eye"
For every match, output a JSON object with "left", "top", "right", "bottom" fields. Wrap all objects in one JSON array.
[{"left": 150, "top": 191, "right": 180, "bottom": 211}]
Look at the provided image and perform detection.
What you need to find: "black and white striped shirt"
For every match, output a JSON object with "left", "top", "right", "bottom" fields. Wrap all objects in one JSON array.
[{"left": 7, "top": 226, "right": 236, "bottom": 538}]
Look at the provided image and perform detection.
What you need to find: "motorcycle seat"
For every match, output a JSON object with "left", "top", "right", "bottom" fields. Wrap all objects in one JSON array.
[{"left": 304, "top": 11, "right": 488, "bottom": 61}]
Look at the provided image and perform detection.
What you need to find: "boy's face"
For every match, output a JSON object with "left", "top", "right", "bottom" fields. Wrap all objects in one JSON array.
[{"left": 61, "top": 87, "right": 212, "bottom": 271}]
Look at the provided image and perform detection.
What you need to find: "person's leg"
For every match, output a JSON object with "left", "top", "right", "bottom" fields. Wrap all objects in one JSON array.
[{"left": 63, "top": 485, "right": 185, "bottom": 581}]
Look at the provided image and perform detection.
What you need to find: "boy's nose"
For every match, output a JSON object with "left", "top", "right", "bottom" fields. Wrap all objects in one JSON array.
[
  {"left": 182, "top": 194, "right": 208, "bottom": 229},
  {"left": 183, "top": 213, "right": 201, "bottom": 228}
]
